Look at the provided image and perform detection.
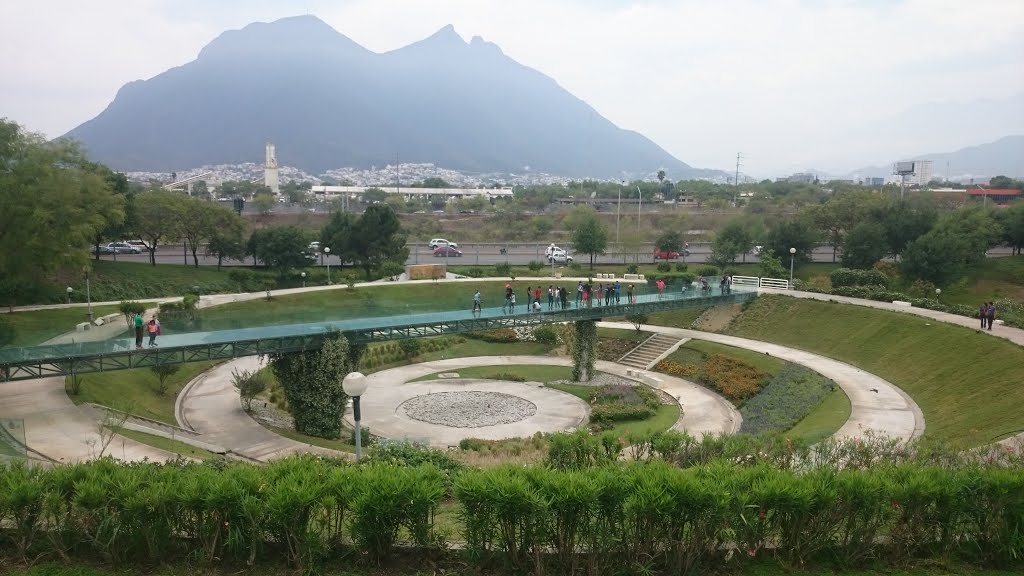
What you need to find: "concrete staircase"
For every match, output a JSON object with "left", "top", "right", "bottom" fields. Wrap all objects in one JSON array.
[{"left": 618, "top": 334, "right": 688, "bottom": 370}]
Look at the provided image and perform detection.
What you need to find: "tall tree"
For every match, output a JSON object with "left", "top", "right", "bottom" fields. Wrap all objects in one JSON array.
[
  {"left": 841, "top": 222, "right": 889, "bottom": 269},
  {"left": 248, "top": 225, "right": 311, "bottom": 273},
  {"left": 765, "top": 217, "right": 819, "bottom": 264},
  {"left": 269, "top": 335, "right": 351, "bottom": 439},
  {"left": 995, "top": 200, "right": 1024, "bottom": 255},
  {"left": 0, "top": 120, "right": 123, "bottom": 301},
  {"left": 570, "top": 213, "right": 608, "bottom": 269},
  {"left": 132, "top": 191, "right": 186, "bottom": 265},
  {"left": 714, "top": 221, "right": 754, "bottom": 263},
  {"left": 655, "top": 231, "right": 682, "bottom": 253},
  {"left": 205, "top": 210, "right": 247, "bottom": 270},
  {"left": 180, "top": 201, "right": 244, "bottom": 267},
  {"left": 348, "top": 205, "right": 408, "bottom": 279}
]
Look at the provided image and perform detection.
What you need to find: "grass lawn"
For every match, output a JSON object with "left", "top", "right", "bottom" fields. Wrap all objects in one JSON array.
[
  {"left": 597, "top": 326, "right": 650, "bottom": 342},
  {"left": 413, "top": 364, "right": 575, "bottom": 383},
  {"left": 784, "top": 388, "right": 852, "bottom": 443},
  {"left": 936, "top": 255, "right": 1024, "bottom": 306},
  {"left": 727, "top": 294, "right": 1024, "bottom": 447},
  {"left": 4, "top": 561, "right": 1018, "bottom": 576},
  {"left": 1, "top": 305, "right": 121, "bottom": 346},
  {"left": 683, "top": 340, "right": 787, "bottom": 376},
  {"left": 266, "top": 425, "right": 356, "bottom": 454},
  {"left": 413, "top": 338, "right": 555, "bottom": 363},
  {"left": 115, "top": 428, "right": 223, "bottom": 461},
  {"left": 67, "top": 361, "right": 218, "bottom": 425}
]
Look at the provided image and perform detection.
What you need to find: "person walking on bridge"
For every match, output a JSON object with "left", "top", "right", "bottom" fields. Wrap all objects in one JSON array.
[
  {"left": 472, "top": 290, "right": 482, "bottom": 315},
  {"left": 147, "top": 315, "right": 161, "bottom": 347},
  {"left": 133, "top": 312, "right": 145, "bottom": 349}
]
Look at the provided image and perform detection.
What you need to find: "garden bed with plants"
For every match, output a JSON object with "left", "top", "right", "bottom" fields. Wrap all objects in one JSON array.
[
  {"left": 1, "top": 433, "right": 1020, "bottom": 576},
  {"left": 655, "top": 341, "right": 844, "bottom": 439}
]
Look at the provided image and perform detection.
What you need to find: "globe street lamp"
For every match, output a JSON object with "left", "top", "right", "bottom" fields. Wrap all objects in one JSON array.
[
  {"left": 935, "top": 288, "right": 941, "bottom": 301},
  {"left": 788, "top": 247, "right": 796, "bottom": 288},
  {"left": 301, "top": 271, "right": 306, "bottom": 288},
  {"left": 66, "top": 286, "right": 73, "bottom": 305},
  {"left": 342, "top": 372, "right": 368, "bottom": 461},
  {"left": 324, "top": 247, "right": 331, "bottom": 284}
]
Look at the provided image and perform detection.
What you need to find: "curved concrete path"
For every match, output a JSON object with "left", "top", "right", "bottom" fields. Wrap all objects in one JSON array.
[
  {"left": 346, "top": 356, "right": 741, "bottom": 444},
  {"left": 177, "top": 357, "right": 352, "bottom": 462},
  {"left": 599, "top": 321, "right": 924, "bottom": 442}
]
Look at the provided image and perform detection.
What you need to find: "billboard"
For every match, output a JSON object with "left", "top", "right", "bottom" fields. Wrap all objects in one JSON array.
[{"left": 894, "top": 161, "right": 915, "bottom": 175}]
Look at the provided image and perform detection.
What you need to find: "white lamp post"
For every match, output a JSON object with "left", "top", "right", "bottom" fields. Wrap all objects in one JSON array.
[
  {"left": 342, "top": 371, "right": 368, "bottom": 460},
  {"left": 324, "top": 247, "right": 331, "bottom": 284},
  {"left": 935, "top": 288, "right": 941, "bottom": 301},
  {"left": 788, "top": 247, "right": 796, "bottom": 288},
  {"left": 84, "top": 269, "right": 93, "bottom": 322},
  {"left": 66, "top": 286, "right": 73, "bottom": 305},
  {"left": 301, "top": 271, "right": 306, "bottom": 288}
]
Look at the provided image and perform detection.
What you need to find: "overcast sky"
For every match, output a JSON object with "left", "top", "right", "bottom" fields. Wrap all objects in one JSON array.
[{"left": 2, "top": 0, "right": 1023, "bottom": 177}]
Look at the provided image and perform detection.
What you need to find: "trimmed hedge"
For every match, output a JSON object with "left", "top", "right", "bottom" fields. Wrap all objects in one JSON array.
[
  {"left": 829, "top": 268, "right": 890, "bottom": 288},
  {"left": 2, "top": 453, "right": 1021, "bottom": 573}
]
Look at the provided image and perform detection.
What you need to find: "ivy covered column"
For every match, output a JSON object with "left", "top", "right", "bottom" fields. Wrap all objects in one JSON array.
[
  {"left": 571, "top": 320, "right": 597, "bottom": 382},
  {"left": 269, "top": 334, "right": 351, "bottom": 439}
]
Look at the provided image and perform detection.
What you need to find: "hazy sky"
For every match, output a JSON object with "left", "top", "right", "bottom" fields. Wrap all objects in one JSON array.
[{"left": 2, "top": 0, "right": 1023, "bottom": 177}]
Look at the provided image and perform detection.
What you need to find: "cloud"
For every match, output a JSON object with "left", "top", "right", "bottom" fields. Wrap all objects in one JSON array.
[{"left": 2, "top": 0, "right": 1022, "bottom": 176}]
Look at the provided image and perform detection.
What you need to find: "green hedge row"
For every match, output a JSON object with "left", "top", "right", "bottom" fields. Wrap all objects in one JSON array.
[
  {"left": 829, "top": 268, "right": 891, "bottom": 288},
  {"left": 2, "top": 456, "right": 1021, "bottom": 573},
  {"left": 814, "top": 285, "right": 1023, "bottom": 328}
]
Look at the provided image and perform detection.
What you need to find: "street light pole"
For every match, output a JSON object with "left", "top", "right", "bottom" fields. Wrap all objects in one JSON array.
[
  {"left": 301, "top": 272, "right": 306, "bottom": 288},
  {"left": 789, "top": 247, "right": 796, "bottom": 288},
  {"left": 85, "top": 270, "right": 93, "bottom": 322},
  {"left": 324, "top": 247, "right": 331, "bottom": 284},
  {"left": 66, "top": 286, "right": 73, "bottom": 305},
  {"left": 342, "top": 372, "right": 368, "bottom": 461}
]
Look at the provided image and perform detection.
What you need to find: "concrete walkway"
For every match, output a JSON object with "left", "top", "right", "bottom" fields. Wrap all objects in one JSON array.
[
  {"left": 600, "top": 321, "right": 924, "bottom": 442},
  {"left": 0, "top": 376, "right": 176, "bottom": 463},
  {"left": 177, "top": 357, "right": 351, "bottom": 462},
  {"left": 348, "top": 356, "right": 741, "bottom": 443}
]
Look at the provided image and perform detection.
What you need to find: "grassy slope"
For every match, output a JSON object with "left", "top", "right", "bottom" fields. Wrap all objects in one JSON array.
[
  {"left": 1, "top": 305, "right": 121, "bottom": 346},
  {"left": 115, "top": 429, "right": 222, "bottom": 461},
  {"left": 784, "top": 388, "right": 853, "bottom": 443},
  {"left": 727, "top": 295, "right": 1024, "bottom": 446},
  {"left": 938, "top": 255, "right": 1024, "bottom": 306},
  {"left": 682, "top": 340, "right": 788, "bottom": 376},
  {"left": 68, "top": 361, "right": 218, "bottom": 424}
]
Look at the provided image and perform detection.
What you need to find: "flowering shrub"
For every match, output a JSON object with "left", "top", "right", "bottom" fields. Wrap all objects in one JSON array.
[
  {"left": 739, "top": 364, "right": 836, "bottom": 434},
  {"left": 699, "top": 354, "right": 767, "bottom": 402},
  {"left": 466, "top": 328, "right": 519, "bottom": 343},
  {"left": 589, "top": 384, "right": 661, "bottom": 426},
  {"left": 654, "top": 359, "right": 699, "bottom": 379}
]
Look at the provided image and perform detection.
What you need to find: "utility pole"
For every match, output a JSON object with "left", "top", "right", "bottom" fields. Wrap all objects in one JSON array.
[{"left": 734, "top": 152, "right": 743, "bottom": 205}]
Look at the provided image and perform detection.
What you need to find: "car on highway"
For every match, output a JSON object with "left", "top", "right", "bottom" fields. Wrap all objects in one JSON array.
[
  {"left": 433, "top": 245, "right": 463, "bottom": 257},
  {"left": 308, "top": 241, "right": 321, "bottom": 252},
  {"left": 653, "top": 248, "right": 680, "bottom": 260},
  {"left": 429, "top": 238, "right": 458, "bottom": 249},
  {"left": 125, "top": 239, "right": 152, "bottom": 252},
  {"left": 544, "top": 244, "right": 565, "bottom": 258},
  {"left": 548, "top": 252, "right": 574, "bottom": 264},
  {"left": 99, "top": 242, "right": 142, "bottom": 255}
]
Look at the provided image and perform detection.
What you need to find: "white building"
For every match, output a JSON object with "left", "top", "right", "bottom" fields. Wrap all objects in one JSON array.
[
  {"left": 909, "top": 160, "right": 933, "bottom": 186},
  {"left": 310, "top": 185, "right": 512, "bottom": 201},
  {"left": 264, "top": 142, "right": 280, "bottom": 194}
]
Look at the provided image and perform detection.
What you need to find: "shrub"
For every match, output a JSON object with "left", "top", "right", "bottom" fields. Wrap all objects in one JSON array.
[
  {"left": 232, "top": 367, "right": 268, "bottom": 412},
  {"left": 527, "top": 260, "right": 544, "bottom": 272},
  {"left": 674, "top": 263, "right": 688, "bottom": 272},
  {"left": 829, "top": 268, "right": 890, "bottom": 288},
  {"left": 532, "top": 325, "right": 558, "bottom": 345},
  {"left": 463, "top": 266, "right": 485, "bottom": 278},
  {"left": 150, "top": 364, "right": 181, "bottom": 396},
  {"left": 398, "top": 338, "right": 421, "bottom": 359},
  {"left": 569, "top": 262, "right": 583, "bottom": 272},
  {"left": 654, "top": 359, "right": 699, "bottom": 379},
  {"left": 228, "top": 269, "right": 261, "bottom": 292},
  {"left": 696, "top": 265, "right": 719, "bottom": 277},
  {"left": 699, "top": 354, "right": 767, "bottom": 403},
  {"left": 656, "top": 262, "right": 671, "bottom": 272},
  {"left": 466, "top": 328, "right": 518, "bottom": 343},
  {"left": 588, "top": 384, "right": 661, "bottom": 426},
  {"left": 118, "top": 300, "right": 147, "bottom": 327},
  {"left": 494, "top": 262, "right": 512, "bottom": 277},
  {"left": 626, "top": 263, "right": 639, "bottom": 274},
  {"left": 486, "top": 371, "right": 527, "bottom": 382},
  {"left": 625, "top": 312, "right": 648, "bottom": 332}
]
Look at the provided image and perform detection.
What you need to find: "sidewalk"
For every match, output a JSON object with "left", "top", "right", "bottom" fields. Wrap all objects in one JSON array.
[
  {"left": 176, "top": 357, "right": 351, "bottom": 462},
  {"left": 599, "top": 321, "right": 924, "bottom": 442}
]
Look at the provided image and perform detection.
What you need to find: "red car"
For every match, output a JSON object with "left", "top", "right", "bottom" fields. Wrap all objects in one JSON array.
[
  {"left": 433, "top": 246, "right": 463, "bottom": 257},
  {"left": 654, "top": 249, "right": 680, "bottom": 260}
]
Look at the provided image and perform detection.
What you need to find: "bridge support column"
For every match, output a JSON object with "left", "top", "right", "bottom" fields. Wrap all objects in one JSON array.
[{"left": 571, "top": 320, "right": 597, "bottom": 382}]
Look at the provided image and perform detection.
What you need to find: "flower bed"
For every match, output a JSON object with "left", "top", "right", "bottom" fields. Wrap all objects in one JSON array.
[{"left": 739, "top": 364, "right": 838, "bottom": 434}]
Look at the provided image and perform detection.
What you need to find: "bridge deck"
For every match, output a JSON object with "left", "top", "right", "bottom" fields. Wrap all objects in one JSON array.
[{"left": 0, "top": 288, "right": 755, "bottom": 381}]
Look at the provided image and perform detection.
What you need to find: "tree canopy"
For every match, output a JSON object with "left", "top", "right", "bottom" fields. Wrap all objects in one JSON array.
[{"left": 569, "top": 209, "right": 608, "bottom": 269}]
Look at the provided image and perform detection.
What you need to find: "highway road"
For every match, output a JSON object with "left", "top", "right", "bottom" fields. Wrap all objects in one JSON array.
[{"left": 92, "top": 243, "right": 1016, "bottom": 268}]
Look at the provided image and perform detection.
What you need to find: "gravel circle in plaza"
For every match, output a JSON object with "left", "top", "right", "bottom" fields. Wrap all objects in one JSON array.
[{"left": 399, "top": 391, "right": 538, "bottom": 428}]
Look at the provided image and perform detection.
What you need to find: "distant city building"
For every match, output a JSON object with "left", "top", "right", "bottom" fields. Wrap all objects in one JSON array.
[
  {"left": 786, "top": 173, "right": 817, "bottom": 184},
  {"left": 861, "top": 177, "right": 885, "bottom": 186},
  {"left": 310, "top": 185, "right": 512, "bottom": 201},
  {"left": 264, "top": 142, "right": 280, "bottom": 194}
]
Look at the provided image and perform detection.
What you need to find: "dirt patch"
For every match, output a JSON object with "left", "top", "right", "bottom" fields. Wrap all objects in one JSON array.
[
  {"left": 596, "top": 337, "right": 642, "bottom": 361},
  {"left": 692, "top": 304, "right": 743, "bottom": 333}
]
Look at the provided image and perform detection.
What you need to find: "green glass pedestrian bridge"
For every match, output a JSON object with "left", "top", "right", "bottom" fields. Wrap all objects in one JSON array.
[{"left": 0, "top": 288, "right": 756, "bottom": 382}]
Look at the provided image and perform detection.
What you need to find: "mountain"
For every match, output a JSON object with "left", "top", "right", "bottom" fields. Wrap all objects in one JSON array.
[
  {"left": 63, "top": 16, "right": 702, "bottom": 179},
  {"left": 850, "top": 135, "right": 1024, "bottom": 180}
]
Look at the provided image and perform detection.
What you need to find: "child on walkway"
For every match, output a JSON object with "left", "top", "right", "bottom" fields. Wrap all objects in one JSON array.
[{"left": 147, "top": 316, "right": 161, "bottom": 347}]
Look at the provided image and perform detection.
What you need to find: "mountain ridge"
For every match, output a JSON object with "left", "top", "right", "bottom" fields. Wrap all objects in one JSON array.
[
  {"left": 850, "top": 135, "right": 1024, "bottom": 180},
  {"left": 64, "top": 15, "right": 711, "bottom": 179}
]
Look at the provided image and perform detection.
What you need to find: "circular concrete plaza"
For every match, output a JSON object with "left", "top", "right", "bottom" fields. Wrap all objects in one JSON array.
[{"left": 351, "top": 377, "right": 589, "bottom": 448}]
